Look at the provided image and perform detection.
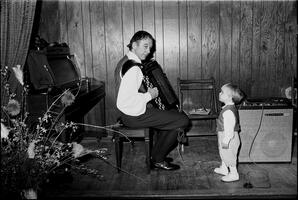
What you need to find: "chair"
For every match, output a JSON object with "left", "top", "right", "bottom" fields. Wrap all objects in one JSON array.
[
  {"left": 292, "top": 77, "right": 297, "bottom": 108},
  {"left": 112, "top": 122, "right": 154, "bottom": 174},
  {"left": 177, "top": 77, "right": 219, "bottom": 136}
]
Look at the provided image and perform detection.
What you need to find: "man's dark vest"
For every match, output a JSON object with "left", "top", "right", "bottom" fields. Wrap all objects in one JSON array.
[
  {"left": 114, "top": 55, "right": 145, "bottom": 96},
  {"left": 216, "top": 104, "right": 241, "bottom": 132}
]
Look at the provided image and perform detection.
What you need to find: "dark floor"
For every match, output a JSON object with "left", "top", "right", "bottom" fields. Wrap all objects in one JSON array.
[{"left": 41, "top": 134, "right": 297, "bottom": 200}]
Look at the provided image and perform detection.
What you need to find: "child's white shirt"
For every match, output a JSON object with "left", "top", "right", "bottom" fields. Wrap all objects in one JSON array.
[{"left": 222, "top": 103, "right": 236, "bottom": 144}]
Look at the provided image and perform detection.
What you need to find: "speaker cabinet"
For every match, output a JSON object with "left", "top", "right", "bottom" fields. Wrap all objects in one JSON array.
[{"left": 238, "top": 108, "right": 293, "bottom": 162}]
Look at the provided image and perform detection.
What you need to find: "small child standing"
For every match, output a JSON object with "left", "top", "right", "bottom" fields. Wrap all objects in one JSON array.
[{"left": 214, "top": 83, "right": 244, "bottom": 182}]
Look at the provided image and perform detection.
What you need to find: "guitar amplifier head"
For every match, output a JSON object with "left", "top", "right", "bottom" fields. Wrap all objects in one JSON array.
[{"left": 240, "top": 97, "right": 292, "bottom": 109}]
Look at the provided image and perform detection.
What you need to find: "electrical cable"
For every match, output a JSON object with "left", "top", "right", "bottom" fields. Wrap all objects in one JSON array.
[{"left": 244, "top": 104, "right": 271, "bottom": 188}]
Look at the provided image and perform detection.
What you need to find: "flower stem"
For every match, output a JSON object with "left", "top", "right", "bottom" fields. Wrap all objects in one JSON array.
[{"left": 74, "top": 123, "right": 132, "bottom": 143}]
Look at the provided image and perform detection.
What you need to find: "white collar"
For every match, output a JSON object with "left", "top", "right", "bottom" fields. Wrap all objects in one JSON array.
[
  {"left": 222, "top": 102, "right": 234, "bottom": 108},
  {"left": 127, "top": 51, "right": 142, "bottom": 64}
]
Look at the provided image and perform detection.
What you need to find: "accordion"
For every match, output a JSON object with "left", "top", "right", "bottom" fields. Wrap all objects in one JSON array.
[{"left": 141, "top": 60, "right": 179, "bottom": 110}]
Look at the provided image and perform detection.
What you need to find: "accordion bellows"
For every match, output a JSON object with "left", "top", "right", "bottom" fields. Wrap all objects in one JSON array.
[{"left": 142, "top": 60, "right": 179, "bottom": 110}]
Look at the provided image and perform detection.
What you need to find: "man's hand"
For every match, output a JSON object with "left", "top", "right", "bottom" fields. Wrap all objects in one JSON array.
[
  {"left": 148, "top": 87, "right": 159, "bottom": 99},
  {"left": 221, "top": 142, "right": 229, "bottom": 149},
  {"left": 221, "top": 137, "right": 230, "bottom": 149}
]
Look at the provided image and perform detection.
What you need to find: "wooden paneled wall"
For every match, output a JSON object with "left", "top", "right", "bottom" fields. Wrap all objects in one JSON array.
[{"left": 38, "top": 0, "right": 297, "bottom": 126}]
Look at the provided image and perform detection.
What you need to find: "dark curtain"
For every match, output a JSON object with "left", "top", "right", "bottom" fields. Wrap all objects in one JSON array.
[{"left": 1, "top": 0, "right": 36, "bottom": 104}]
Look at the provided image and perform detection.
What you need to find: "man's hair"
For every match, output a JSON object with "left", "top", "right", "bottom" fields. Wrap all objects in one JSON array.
[
  {"left": 127, "top": 30, "right": 154, "bottom": 50},
  {"left": 224, "top": 83, "right": 245, "bottom": 104}
]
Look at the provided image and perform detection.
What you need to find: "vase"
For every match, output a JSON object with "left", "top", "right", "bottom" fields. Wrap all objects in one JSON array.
[{"left": 22, "top": 188, "right": 37, "bottom": 199}]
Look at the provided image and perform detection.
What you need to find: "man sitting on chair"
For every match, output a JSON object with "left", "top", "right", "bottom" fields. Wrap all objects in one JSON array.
[{"left": 114, "top": 30, "right": 189, "bottom": 171}]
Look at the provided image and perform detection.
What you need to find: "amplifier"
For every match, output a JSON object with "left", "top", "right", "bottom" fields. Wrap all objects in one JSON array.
[{"left": 238, "top": 101, "right": 293, "bottom": 162}]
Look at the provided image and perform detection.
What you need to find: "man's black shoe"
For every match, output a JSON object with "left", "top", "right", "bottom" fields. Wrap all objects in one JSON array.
[
  {"left": 165, "top": 157, "right": 174, "bottom": 163},
  {"left": 151, "top": 157, "right": 173, "bottom": 163},
  {"left": 151, "top": 161, "right": 180, "bottom": 171}
]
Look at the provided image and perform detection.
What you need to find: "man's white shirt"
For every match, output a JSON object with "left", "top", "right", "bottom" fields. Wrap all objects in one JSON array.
[{"left": 116, "top": 51, "right": 152, "bottom": 116}]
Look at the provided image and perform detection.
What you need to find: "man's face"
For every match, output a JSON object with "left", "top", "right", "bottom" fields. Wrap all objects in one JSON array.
[{"left": 132, "top": 38, "right": 153, "bottom": 60}]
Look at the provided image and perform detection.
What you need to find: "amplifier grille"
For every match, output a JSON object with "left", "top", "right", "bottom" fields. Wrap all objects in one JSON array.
[{"left": 238, "top": 108, "right": 293, "bottom": 162}]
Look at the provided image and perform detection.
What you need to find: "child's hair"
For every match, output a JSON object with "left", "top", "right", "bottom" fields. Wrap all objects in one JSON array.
[{"left": 224, "top": 83, "right": 244, "bottom": 104}]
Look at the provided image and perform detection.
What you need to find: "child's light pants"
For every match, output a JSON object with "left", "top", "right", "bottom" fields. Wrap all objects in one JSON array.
[{"left": 217, "top": 131, "right": 240, "bottom": 167}]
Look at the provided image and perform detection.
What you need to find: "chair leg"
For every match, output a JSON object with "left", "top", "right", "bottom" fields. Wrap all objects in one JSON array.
[
  {"left": 149, "top": 130, "right": 154, "bottom": 159},
  {"left": 144, "top": 128, "right": 151, "bottom": 174},
  {"left": 114, "top": 135, "right": 123, "bottom": 173},
  {"left": 115, "top": 128, "right": 153, "bottom": 174}
]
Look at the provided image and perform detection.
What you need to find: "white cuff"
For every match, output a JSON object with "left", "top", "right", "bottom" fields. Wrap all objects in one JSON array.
[{"left": 144, "top": 92, "right": 152, "bottom": 101}]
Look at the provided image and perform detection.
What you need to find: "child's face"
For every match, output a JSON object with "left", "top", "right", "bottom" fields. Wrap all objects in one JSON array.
[{"left": 219, "top": 85, "right": 232, "bottom": 104}]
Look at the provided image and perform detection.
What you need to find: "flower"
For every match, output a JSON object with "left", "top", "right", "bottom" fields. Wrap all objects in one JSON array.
[
  {"left": 1, "top": 122, "right": 9, "bottom": 139},
  {"left": 61, "top": 90, "right": 75, "bottom": 106},
  {"left": 12, "top": 65, "right": 24, "bottom": 85},
  {"left": 27, "top": 141, "right": 36, "bottom": 159},
  {"left": 72, "top": 142, "right": 85, "bottom": 158},
  {"left": 5, "top": 99, "right": 21, "bottom": 116},
  {"left": 22, "top": 188, "right": 37, "bottom": 199},
  {"left": 1, "top": 65, "right": 113, "bottom": 198}
]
